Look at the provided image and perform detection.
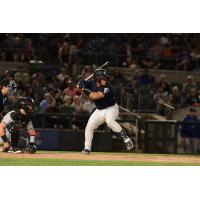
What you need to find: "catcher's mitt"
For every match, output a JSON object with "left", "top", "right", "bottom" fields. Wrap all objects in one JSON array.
[{"left": 25, "top": 143, "right": 37, "bottom": 154}]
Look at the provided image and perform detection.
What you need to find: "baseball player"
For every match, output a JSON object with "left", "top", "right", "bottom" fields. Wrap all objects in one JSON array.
[
  {"left": 0, "top": 78, "right": 18, "bottom": 119},
  {"left": 0, "top": 97, "right": 37, "bottom": 153},
  {"left": 78, "top": 69, "right": 134, "bottom": 155}
]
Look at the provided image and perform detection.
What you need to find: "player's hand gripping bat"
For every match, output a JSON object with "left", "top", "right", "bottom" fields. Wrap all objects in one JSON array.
[{"left": 77, "top": 61, "right": 110, "bottom": 89}]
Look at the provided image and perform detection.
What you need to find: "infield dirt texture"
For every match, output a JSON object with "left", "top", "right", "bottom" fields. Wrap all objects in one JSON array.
[{"left": 1, "top": 151, "right": 200, "bottom": 165}]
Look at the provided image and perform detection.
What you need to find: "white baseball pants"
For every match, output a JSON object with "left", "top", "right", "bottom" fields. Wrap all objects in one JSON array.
[{"left": 84, "top": 103, "right": 122, "bottom": 151}]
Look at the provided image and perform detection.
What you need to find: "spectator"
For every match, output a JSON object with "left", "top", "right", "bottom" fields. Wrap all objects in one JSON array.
[
  {"left": 13, "top": 36, "right": 25, "bottom": 61},
  {"left": 127, "top": 76, "right": 140, "bottom": 91},
  {"left": 81, "top": 94, "right": 96, "bottom": 113},
  {"left": 126, "top": 57, "right": 139, "bottom": 71},
  {"left": 63, "top": 81, "right": 77, "bottom": 97},
  {"left": 59, "top": 75, "right": 72, "bottom": 91},
  {"left": 14, "top": 66, "right": 30, "bottom": 84},
  {"left": 110, "top": 69, "right": 128, "bottom": 86},
  {"left": 182, "top": 75, "right": 198, "bottom": 97},
  {"left": 177, "top": 50, "right": 191, "bottom": 71},
  {"left": 58, "top": 41, "right": 70, "bottom": 66},
  {"left": 57, "top": 67, "right": 70, "bottom": 83},
  {"left": 39, "top": 93, "right": 56, "bottom": 112},
  {"left": 81, "top": 65, "right": 93, "bottom": 80},
  {"left": 30, "top": 74, "right": 44, "bottom": 105},
  {"left": 180, "top": 107, "right": 200, "bottom": 154},
  {"left": 148, "top": 38, "right": 163, "bottom": 62},
  {"left": 139, "top": 68, "right": 155, "bottom": 87},
  {"left": 167, "top": 86, "right": 182, "bottom": 109},
  {"left": 153, "top": 85, "right": 168, "bottom": 116},
  {"left": 162, "top": 44, "right": 175, "bottom": 57},
  {"left": 60, "top": 95, "right": 75, "bottom": 114},
  {"left": 190, "top": 44, "right": 200, "bottom": 60},
  {"left": 141, "top": 55, "right": 157, "bottom": 69},
  {"left": 25, "top": 38, "right": 35, "bottom": 61},
  {"left": 71, "top": 95, "right": 82, "bottom": 112},
  {"left": 54, "top": 89, "right": 63, "bottom": 110},
  {"left": 60, "top": 95, "right": 76, "bottom": 128},
  {"left": 156, "top": 74, "right": 171, "bottom": 95},
  {"left": 186, "top": 88, "right": 200, "bottom": 106},
  {"left": 3, "top": 70, "right": 13, "bottom": 80}
]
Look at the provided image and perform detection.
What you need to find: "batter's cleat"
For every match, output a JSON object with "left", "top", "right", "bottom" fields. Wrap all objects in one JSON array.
[
  {"left": 8, "top": 148, "right": 23, "bottom": 154},
  {"left": 82, "top": 149, "right": 91, "bottom": 155},
  {"left": 124, "top": 138, "right": 134, "bottom": 150}
]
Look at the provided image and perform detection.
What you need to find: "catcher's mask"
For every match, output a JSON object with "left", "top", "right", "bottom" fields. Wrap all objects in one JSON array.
[
  {"left": 8, "top": 80, "right": 18, "bottom": 96},
  {"left": 0, "top": 79, "right": 18, "bottom": 96},
  {"left": 18, "top": 97, "right": 35, "bottom": 114}
]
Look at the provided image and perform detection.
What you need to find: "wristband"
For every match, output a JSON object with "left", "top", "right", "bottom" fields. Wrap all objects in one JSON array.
[{"left": 1, "top": 135, "right": 8, "bottom": 143}]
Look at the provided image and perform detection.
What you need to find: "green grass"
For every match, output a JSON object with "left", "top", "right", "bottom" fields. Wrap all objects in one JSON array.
[{"left": 0, "top": 157, "right": 200, "bottom": 166}]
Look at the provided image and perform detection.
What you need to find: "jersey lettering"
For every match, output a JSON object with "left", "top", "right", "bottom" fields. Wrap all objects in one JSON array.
[{"left": 103, "top": 88, "right": 109, "bottom": 94}]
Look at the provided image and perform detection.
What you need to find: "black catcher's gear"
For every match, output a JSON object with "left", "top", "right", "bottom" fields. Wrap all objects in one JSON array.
[
  {"left": 0, "top": 79, "right": 17, "bottom": 113},
  {"left": 25, "top": 142, "right": 37, "bottom": 154},
  {"left": 17, "top": 97, "right": 35, "bottom": 114},
  {"left": 8, "top": 80, "right": 17, "bottom": 96},
  {"left": 0, "top": 79, "right": 18, "bottom": 96},
  {"left": 94, "top": 69, "right": 110, "bottom": 81}
]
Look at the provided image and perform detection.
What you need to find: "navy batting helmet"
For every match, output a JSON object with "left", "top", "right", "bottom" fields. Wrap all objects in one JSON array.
[{"left": 94, "top": 69, "right": 110, "bottom": 80}]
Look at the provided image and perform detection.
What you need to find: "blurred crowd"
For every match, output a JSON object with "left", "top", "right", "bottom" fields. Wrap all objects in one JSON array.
[
  {"left": 2, "top": 63, "right": 200, "bottom": 120},
  {"left": 1, "top": 33, "right": 200, "bottom": 71},
  {"left": 109, "top": 67, "right": 200, "bottom": 118},
  {"left": 1, "top": 33, "right": 200, "bottom": 127}
]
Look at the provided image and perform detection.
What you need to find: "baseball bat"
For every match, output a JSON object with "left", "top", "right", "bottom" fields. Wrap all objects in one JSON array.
[
  {"left": 158, "top": 99, "right": 175, "bottom": 110},
  {"left": 119, "top": 106, "right": 141, "bottom": 119}
]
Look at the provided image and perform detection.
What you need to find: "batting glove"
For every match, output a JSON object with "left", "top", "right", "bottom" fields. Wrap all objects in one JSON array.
[{"left": 77, "top": 80, "right": 86, "bottom": 89}]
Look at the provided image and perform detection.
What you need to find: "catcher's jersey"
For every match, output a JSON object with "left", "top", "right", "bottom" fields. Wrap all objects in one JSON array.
[
  {"left": 2, "top": 110, "right": 34, "bottom": 133},
  {"left": 85, "top": 80, "right": 116, "bottom": 110}
]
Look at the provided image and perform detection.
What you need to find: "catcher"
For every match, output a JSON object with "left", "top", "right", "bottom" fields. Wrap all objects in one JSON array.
[{"left": 0, "top": 97, "right": 37, "bottom": 153}]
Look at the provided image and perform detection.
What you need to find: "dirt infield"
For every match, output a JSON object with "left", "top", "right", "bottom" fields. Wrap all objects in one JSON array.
[{"left": 1, "top": 151, "right": 200, "bottom": 164}]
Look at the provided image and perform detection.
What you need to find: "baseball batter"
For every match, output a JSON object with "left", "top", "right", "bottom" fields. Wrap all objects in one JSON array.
[{"left": 78, "top": 69, "right": 134, "bottom": 155}]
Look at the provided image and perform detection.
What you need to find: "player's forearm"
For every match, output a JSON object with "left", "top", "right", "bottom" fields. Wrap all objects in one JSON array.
[
  {"left": 0, "top": 123, "right": 8, "bottom": 143},
  {"left": 0, "top": 124, "right": 6, "bottom": 137},
  {"left": 89, "top": 92, "right": 104, "bottom": 100}
]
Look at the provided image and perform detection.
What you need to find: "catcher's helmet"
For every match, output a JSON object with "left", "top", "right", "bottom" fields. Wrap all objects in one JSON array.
[
  {"left": 18, "top": 97, "right": 35, "bottom": 114},
  {"left": 94, "top": 69, "right": 110, "bottom": 80}
]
